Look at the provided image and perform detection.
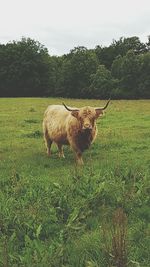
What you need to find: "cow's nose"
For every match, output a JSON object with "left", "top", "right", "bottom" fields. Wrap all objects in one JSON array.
[{"left": 83, "top": 123, "right": 92, "bottom": 129}]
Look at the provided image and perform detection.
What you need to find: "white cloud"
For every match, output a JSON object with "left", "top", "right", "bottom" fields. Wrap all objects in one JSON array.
[{"left": 0, "top": 0, "right": 150, "bottom": 55}]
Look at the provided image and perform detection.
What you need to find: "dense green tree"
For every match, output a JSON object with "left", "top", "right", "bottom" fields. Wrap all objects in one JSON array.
[
  {"left": 89, "top": 65, "right": 118, "bottom": 99},
  {"left": 0, "top": 36, "right": 150, "bottom": 99},
  {"left": 95, "top": 36, "right": 147, "bottom": 70},
  {"left": 146, "top": 36, "right": 150, "bottom": 50},
  {"left": 46, "top": 55, "right": 64, "bottom": 96},
  {"left": 95, "top": 45, "right": 116, "bottom": 69},
  {"left": 0, "top": 38, "right": 50, "bottom": 96},
  {"left": 111, "top": 50, "right": 141, "bottom": 98},
  {"left": 61, "top": 46, "right": 98, "bottom": 97},
  {"left": 112, "top": 36, "right": 147, "bottom": 55},
  {"left": 119, "top": 50, "right": 141, "bottom": 98},
  {"left": 138, "top": 52, "right": 150, "bottom": 98},
  {"left": 111, "top": 55, "right": 123, "bottom": 80}
]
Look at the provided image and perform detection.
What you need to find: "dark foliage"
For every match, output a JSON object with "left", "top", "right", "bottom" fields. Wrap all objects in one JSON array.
[{"left": 0, "top": 36, "right": 150, "bottom": 98}]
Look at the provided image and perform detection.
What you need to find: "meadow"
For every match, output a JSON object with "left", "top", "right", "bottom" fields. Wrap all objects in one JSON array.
[{"left": 0, "top": 98, "right": 150, "bottom": 267}]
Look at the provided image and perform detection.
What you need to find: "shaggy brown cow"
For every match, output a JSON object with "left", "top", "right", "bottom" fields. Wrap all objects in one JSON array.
[{"left": 43, "top": 100, "right": 110, "bottom": 165}]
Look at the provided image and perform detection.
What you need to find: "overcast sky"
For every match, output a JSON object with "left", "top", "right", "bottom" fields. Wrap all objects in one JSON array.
[{"left": 0, "top": 0, "right": 150, "bottom": 55}]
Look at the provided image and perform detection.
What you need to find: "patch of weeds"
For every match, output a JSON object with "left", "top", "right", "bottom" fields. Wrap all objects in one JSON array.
[
  {"left": 141, "top": 132, "right": 150, "bottom": 138},
  {"left": 24, "top": 130, "right": 43, "bottom": 138},
  {"left": 132, "top": 145, "right": 148, "bottom": 151},
  {"left": 24, "top": 119, "right": 38, "bottom": 124},
  {"left": 44, "top": 164, "right": 50, "bottom": 168},
  {"left": 99, "top": 141, "right": 124, "bottom": 150},
  {"left": 29, "top": 107, "right": 36, "bottom": 112},
  {"left": 102, "top": 208, "right": 128, "bottom": 267}
]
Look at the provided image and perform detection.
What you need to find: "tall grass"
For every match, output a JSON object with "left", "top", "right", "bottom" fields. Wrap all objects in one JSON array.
[{"left": 0, "top": 98, "right": 150, "bottom": 266}]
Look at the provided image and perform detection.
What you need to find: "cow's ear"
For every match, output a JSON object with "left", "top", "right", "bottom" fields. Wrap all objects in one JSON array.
[
  {"left": 71, "top": 110, "right": 79, "bottom": 118},
  {"left": 95, "top": 109, "right": 103, "bottom": 118}
]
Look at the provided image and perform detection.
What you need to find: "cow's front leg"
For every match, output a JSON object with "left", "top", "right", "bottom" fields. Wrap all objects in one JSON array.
[
  {"left": 76, "top": 151, "right": 84, "bottom": 165},
  {"left": 57, "top": 143, "right": 65, "bottom": 158},
  {"left": 69, "top": 140, "right": 84, "bottom": 165},
  {"left": 73, "top": 146, "right": 84, "bottom": 165}
]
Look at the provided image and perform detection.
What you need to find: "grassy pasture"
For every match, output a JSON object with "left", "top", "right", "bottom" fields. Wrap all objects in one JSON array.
[{"left": 0, "top": 98, "right": 150, "bottom": 267}]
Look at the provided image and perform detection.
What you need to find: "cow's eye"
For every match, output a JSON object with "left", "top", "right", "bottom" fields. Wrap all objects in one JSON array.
[{"left": 79, "top": 117, "right": 83, "bottom": 122}]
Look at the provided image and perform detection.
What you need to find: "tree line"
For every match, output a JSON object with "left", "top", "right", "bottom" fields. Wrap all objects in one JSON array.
[{"left": 0, "top": 36, "right": 150, "bottom": 98}]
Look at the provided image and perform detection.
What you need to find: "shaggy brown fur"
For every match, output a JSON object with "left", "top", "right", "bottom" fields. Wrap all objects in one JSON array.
[{"left": 43, "top": 101, "right": 110, "bottom": 165}]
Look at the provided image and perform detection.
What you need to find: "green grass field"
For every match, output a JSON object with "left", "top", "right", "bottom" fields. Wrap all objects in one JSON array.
[{"left": 0, "top": 98, "right": 150, "bottom": 267}]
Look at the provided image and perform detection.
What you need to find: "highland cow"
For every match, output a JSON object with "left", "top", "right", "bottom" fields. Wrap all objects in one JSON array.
[{"left": 43, "top": 100, "right": 110, "bottom": 165}]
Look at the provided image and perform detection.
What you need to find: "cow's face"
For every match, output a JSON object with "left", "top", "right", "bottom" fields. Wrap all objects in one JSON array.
[
  {"left": 71, "top": 107, "right": 103, "bottom": 131},
  {"left": 63, "top": 99, "right": 110, "bottom": 131}
]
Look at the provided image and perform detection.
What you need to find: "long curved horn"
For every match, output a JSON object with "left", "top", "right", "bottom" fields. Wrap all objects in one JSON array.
[
  {"left": 62, "top": 102, "right": 79, "bottom": 112},
  {"left": 95, "top": 99, "right": 111, "bottom": 111}
]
